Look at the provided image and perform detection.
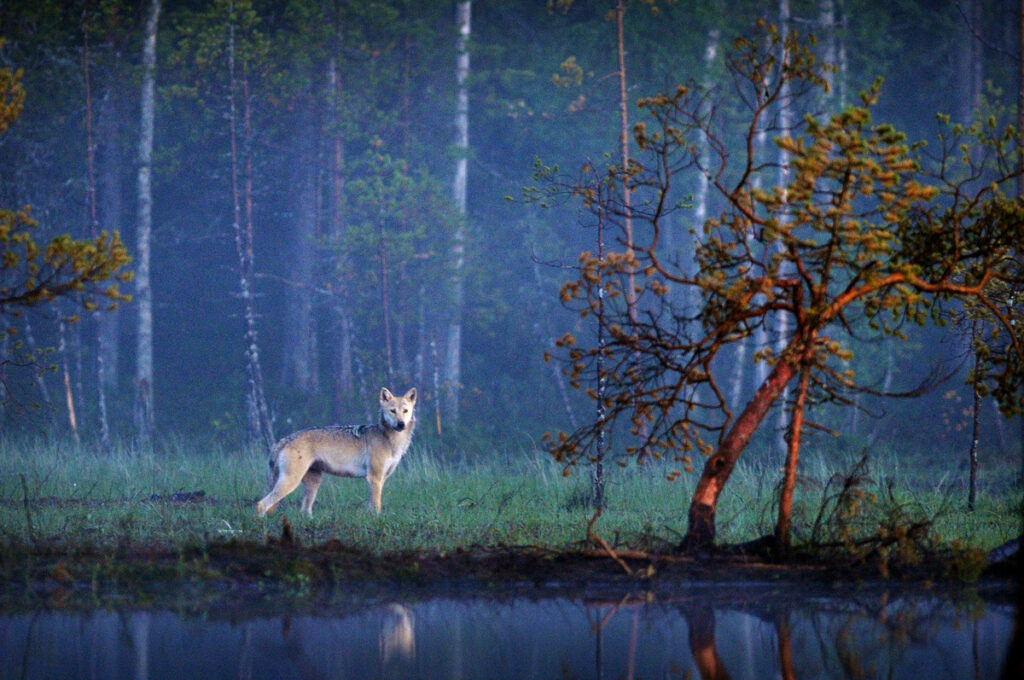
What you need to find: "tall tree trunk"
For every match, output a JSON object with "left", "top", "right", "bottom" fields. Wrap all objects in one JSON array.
[
  {"left": 98, "top": 64, "right": 123, "bottom": 393},
  {"left": 528, "top": 236, "right": 578, "bottom": 432},
  {"left": 969, "top": 321, "right": 981, "bottom": 511},
  {"left": 684, "top": 358, "right": 798, "bottom": 551},
  {"left": 327, "top": 41, "right": 354, "bottom": 414},
  {"left": 446, "top": 0, "right": 471, "bottom": 426},
  {"left": 134, "top": 0, "right": 160, "bottom": 446},
  {"left": 820, "top": 0, "right": 835, "bottom": 90},
  {"left": 228, "top": 4, "right": 274, "bottom": 451},
  {"left": 83, "top": 30, "right": 112, "bottom": 450},
  {"left": 282, "top": 123, "right": 319, "bottom": 397},
  {"left": 1018, "top": 0, "right": 1024, "bottom": 488},
  {"left": 752, "top": 34, "right": 772, "bottom": 391},
  {"left": 592, "top": 205, "right": 607, "bottom": 509},
  {"left": 773, "top": 0, "right": 794, "bottom": 457},
  {"left": 776, "top": 364, "right": 810, "bottom": 548},
  {"left": 614, "top": 0, "right": 649, "bottom": 456},
  {"left": 615, "top": 0, "right": 637, "bottom": 321},
  {"left": 23, "top": 320, "right": 52, "bottom": 411},
  {"left": 957, "top": 0, "right": 983, "bottom": 125}
]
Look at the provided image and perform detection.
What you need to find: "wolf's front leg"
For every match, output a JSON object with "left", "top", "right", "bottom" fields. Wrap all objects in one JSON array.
[{"left": 367, "top": 475, "right": 384, "bottom": 515}]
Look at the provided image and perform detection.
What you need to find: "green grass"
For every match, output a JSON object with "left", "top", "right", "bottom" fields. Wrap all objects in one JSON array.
[{"left": 0, "top": 436, "right": 1019, "bottom": 557}]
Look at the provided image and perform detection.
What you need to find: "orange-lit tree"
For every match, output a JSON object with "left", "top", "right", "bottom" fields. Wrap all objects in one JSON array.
[{"left": 544, "top": 22, "right": 1024, "bottom": 552}]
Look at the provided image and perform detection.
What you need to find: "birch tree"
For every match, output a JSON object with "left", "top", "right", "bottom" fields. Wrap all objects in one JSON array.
[
  {"left": 445, "top": 0, "right": 471, "bottom": 425},
  {"left": 82, "top": 22, "right": 112, "bottom": 448},
  {"left": 226, "top": 0, "right": 274, "bottom": 450},
  {"left": 134, "top": 0, "right": 159, "bottom": 445}
]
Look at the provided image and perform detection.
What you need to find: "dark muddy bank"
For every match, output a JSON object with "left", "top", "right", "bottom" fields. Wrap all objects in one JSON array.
[{"left": 1, "top": 536, "right": 1019, "bottom": 613}]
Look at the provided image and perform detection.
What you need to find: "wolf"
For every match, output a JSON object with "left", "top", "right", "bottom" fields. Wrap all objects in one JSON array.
[{"left": 256, "top": 387, "right": 417, "bottom": 517}]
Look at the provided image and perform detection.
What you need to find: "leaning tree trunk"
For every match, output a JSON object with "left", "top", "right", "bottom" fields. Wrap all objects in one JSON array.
[
  {"left": 445, "top": 0, "right": 471, "bottom": 427},
  {"left": 776, "top": 363, "right": 811, "bottom": 548},
  {"left": 134, "top": 0, "right": 160, "bottom": 446},
  {"left": 683, "top": 358, "right": 798, "bottom": 551}
]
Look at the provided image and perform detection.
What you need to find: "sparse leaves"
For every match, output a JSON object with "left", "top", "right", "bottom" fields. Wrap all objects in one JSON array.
[
  {"left": 540, "top": 21, "right": 1024, "bottom": 493},
  {"left": 0, "top": 59, "right": 132, "bottom": 321}
]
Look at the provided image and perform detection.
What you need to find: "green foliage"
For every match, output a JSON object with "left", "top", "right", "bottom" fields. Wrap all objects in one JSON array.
[
  {"left": 0, "top": 0, "right": 1019, "bottom": 457},
  {"left": 543, "top": 20, "right": 1024, "bottom": 479},
  {"left": 0, "top": 57, "right": 131, "bottom": 320}
]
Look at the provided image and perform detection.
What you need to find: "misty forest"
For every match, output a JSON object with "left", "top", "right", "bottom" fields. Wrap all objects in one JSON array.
[{"left": 3, "top": 0, "right": 1024, "bottom": 550}]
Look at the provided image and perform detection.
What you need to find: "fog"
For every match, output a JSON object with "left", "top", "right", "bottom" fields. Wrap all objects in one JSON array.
[{"left": 0, "top": 0, "right": 1020, "bottom": 474}]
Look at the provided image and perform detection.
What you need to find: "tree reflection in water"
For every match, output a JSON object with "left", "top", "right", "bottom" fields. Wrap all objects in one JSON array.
[{"left": 0, "top": 587, "right": 1015, "bottom": 679}]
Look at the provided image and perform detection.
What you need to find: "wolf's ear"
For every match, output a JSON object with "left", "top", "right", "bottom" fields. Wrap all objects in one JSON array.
[
  {"left": 405, "top": 387, "right": 417, "bottom": 403},
  {"left": 380, "top": 387, "right": 394, "bottom": 402}
]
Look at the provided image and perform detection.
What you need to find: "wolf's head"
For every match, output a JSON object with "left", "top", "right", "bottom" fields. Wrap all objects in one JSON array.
[{"left": 380, "top": 387, "right": 417, "bottom": 432}]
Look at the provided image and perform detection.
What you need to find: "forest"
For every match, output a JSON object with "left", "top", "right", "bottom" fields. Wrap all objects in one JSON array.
[{"left": 1, "top": 0, "right": 1022, "bottom": 482}]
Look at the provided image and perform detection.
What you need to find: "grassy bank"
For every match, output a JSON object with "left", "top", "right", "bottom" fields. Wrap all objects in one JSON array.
[{"left": 0, "top": 436, "right": 1020, "bottom": 559}]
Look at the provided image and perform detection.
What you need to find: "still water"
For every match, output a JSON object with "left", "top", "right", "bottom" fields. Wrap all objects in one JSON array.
[{"left": 0, "top": 585, "right": 1016, "bottom": 679}]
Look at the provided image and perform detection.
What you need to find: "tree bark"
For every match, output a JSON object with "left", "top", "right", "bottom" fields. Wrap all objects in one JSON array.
[
  {"left": 134, "top": 0, "right": 160, "bottom": 446},
  {"left": 446, "top": 0, "right": 471, "bottom": 425},
  {"left": 84, "top": 30, "right": 117, "bottom": 450},
  {"left": 98, "top": 61, "right": 123, "bottom": 393},
  {"left": 969, "top": 320, "right": 981, "bottom": 511},
  {"left": 58, "top": 315, "right": 80, "bottom": 446},
  {"left": 1018, "top": 0, "right": 1024, "bottom": 488},
  {"left": 82, "top": 30, "right": 111, "bottom": 449},
  {"left": 327, "top": 41, "right": 354, "bottom": 413},
  {"left": 281, "top": 122, "right": 319, "bottom": 397},
  {"left": 615, "top": 0, "right": 636, "bottom": 319},
  {"left": 773, "top": 0, "right": 793, "bottom": 457},
  {"left": 683, "top": 358, "right": 797, "bottom": 551},
  {"left": 776, "top": 364, "right": 810, "bottom": 548},
  {"left": 228, "top": 3, "right": 273, "bottom": 451},
  {"left": 957, "top": 0, "right": 983, "bottom": 125}
]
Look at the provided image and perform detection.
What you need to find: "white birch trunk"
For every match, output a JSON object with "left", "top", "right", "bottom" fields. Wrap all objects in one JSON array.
[
  {"left": 774, "top": 0, "right": 793, "bottom": 454},
  {"left": 820, "top": 0, "right": 836, "bottom": 101},
  {"left": 83, "top": 33, "right": 112, "bottom": 448},
  {"left": 134, "top": 0, "right": 160, "bottom": 445},
  {"left": 445, "top": 0, "right": 471, "bottom": 425},
  {"left": 752, "top": 47, "right": 771, "bottom": 391},
  {"left": 228, "top": 3, "right": 274, "bottom": 451}
]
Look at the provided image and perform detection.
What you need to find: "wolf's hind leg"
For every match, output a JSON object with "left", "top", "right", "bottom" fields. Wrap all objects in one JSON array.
[
  {"left": 300, "top": 470, "right": 323, "bottom": 517},
  {"left": 256, "top": 455, "right": 309, "bottom": 517}
]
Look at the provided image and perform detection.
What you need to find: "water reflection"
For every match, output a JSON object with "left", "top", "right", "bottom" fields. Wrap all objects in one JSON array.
[{"left": 0, "top": 588, "right": 1014, "bottom": 679}]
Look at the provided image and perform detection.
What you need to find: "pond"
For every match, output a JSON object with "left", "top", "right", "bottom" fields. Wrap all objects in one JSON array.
[{"left": 1, "top": 583, "right": 1017, "bottom": 679}]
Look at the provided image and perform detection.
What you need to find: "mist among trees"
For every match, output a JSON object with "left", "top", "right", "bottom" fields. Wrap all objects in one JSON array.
[{"left": 1, "top": 0, "right": 1022, "bottom": 494}]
